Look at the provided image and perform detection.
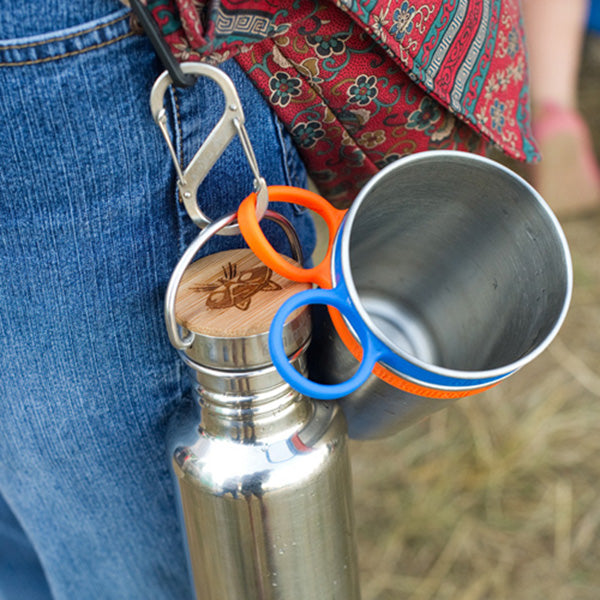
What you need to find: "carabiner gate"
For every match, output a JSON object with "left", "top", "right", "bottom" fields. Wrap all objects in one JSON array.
[{"left": 150, "top": 62, "right": 268, "bottom": 236}]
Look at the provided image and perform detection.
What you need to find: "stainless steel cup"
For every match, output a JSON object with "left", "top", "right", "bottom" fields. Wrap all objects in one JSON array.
[
  {"left": 257, "top": 152, "right": 572, "bottom": 438},
  {"left": 307, "top": 304, "right": 457, "bottom": 439}
]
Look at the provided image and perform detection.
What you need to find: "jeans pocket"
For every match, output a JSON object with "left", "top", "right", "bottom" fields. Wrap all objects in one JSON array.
[{"left": 0, "top": 6, "right": 132, "bottom": 67}]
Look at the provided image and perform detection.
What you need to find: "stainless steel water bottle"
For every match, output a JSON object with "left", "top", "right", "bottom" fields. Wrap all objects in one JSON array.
[{"left": 166, "top": 246, "right": 360, "bottom": 600}]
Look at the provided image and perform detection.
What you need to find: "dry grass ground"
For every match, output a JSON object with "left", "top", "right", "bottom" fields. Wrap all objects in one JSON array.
[{"left": 348, "top": 36, "right": 600, "bottom": 600}]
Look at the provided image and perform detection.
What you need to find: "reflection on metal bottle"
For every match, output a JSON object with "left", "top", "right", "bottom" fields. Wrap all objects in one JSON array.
[{"left": 167, "top": 248, "right": 360, "bottom": 600}]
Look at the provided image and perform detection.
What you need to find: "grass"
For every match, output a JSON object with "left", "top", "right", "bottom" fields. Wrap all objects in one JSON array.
[{"left": 349, "top": 213, "right": 600, "bottom": 599}]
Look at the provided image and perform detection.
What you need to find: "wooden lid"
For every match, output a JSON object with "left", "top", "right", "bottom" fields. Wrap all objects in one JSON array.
[{"left": 175, "top": 248, "right": 311, "bottom": 338}]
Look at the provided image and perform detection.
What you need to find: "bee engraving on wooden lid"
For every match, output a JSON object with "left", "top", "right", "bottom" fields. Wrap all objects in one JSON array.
[
  {"left": 174, "top": 248, "right": 311, "bottom": 339},
  {"left": 196, "top": 262, "right": 282, "bottom": 311}
]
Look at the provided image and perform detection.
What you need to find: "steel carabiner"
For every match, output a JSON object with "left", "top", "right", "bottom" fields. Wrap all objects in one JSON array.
[{"left": 150, "top": 62, "right": 269, "bottom": 236}]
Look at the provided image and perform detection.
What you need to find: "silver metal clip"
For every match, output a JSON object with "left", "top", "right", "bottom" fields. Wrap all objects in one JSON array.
[{"left": 150, "top": 62, "right": 268, "bottom": 236}]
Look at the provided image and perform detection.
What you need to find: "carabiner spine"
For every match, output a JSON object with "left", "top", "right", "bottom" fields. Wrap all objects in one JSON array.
[{"left": 150, "top": 62, "right": 269, "bottom": 233}]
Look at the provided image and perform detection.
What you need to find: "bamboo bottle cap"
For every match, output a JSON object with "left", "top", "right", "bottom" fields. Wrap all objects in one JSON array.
[{"left": 174, "top": 248, "right": 311, "bottom": 369}]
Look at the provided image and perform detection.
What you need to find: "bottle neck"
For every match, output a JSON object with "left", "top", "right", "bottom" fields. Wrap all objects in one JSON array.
[{"left": 187, "top": 353, "right": 312, "bottom": 441}]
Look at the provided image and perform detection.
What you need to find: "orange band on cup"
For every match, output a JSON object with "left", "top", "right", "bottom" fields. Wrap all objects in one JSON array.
[
  {"left": 328, "top": 307, "right": 498, "bottom": 399},
  {"left": 238, "top": 186, "right": 498, "bottom": 400}
]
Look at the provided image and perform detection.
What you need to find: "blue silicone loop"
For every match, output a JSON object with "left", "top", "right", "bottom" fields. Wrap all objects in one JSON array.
[{"left": 269, "top": 287, "right": 384, "bottom": 400}]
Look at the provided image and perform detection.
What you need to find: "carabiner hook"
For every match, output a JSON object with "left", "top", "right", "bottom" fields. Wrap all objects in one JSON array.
[{"left": 150, "top": 62, "right": 268, "bottom": 236}]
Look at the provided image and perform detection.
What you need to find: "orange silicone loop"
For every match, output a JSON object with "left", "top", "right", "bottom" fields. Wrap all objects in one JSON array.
[
  {"left": 328, "top": 307, "right": 499, "bottom": 400},
  {"left": 238, "top": 186, "right": 346, "bottom": 289}
]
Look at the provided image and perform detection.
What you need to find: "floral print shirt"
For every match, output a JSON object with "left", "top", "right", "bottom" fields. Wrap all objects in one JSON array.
[{"left": 143, "top": 0, "right": 537, "bottom": 206}]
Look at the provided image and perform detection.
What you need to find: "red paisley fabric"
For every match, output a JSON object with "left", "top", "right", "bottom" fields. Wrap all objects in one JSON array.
[{"left": 146, "top": 0, "right": 538, "bottom": 206}]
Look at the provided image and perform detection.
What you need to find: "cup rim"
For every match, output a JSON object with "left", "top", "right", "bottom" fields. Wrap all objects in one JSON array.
[{"left": 339, "top": 150, "right": 573, "bottom": 382}]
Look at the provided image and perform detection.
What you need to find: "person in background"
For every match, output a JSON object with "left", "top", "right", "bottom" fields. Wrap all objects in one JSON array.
[{"left": 523, "top": 0, "right": 600, "bottom": 218}]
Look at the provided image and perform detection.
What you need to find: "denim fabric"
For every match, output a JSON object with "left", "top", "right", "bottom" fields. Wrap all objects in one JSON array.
[{"left": 0, "top": 4, "right": 314, "bottom": 599}]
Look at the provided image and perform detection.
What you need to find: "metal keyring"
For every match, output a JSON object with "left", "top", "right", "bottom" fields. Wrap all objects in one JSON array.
[
  {"left": 150, "top": 62, "right": 269, "bottom": 235},
  {"left": 165, "top": 210, "right": 304, "bottom": 349}
]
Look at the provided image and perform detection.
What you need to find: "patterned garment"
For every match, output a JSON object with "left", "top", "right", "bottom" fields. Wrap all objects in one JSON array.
[{"left": 143, "top": 0, "right": 538, "bottom": 206}]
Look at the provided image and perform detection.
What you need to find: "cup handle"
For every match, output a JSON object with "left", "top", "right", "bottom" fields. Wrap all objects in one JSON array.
[
  {"left": 238, "top": 186, "right": 346, "bottom": 289},
  {"left": 269, "top": 286, "right": 385, "bottom": 400}
]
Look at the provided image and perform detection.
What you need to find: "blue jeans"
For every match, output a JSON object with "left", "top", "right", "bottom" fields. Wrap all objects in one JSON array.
[{"left": 0, "top": 2, "right": 315, "bottom": 598}]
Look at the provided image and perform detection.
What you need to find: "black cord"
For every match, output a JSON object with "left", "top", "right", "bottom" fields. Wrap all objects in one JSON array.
[{"left": 130, "top": 0, "right": 197, "bottom": 88}]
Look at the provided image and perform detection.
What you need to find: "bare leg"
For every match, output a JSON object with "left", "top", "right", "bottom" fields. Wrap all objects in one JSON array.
[
  {"left": 523, "top": 0, "right": 600, "bottom": 217},
  {"left": 523, "top": 0, "right": 588, "bottom": 109}
]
